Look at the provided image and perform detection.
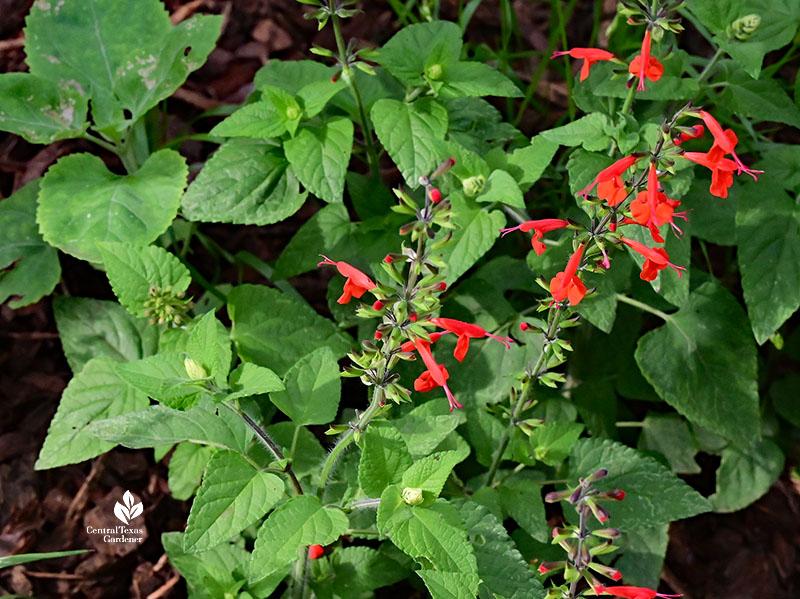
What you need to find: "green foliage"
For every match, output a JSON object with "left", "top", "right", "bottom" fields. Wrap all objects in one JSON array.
[
  {"left": 710, "top": 439, "right": 785, "bottom": 512},
  {"left": 269, "top": 347, "right": 342, "bottom": 425},
  {"left": 284, "top": 118, "right": 353, "bottom": 203}
]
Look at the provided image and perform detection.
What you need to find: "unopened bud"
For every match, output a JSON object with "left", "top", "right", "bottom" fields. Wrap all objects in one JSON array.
[
  {"left": 462, "top": 174, "right": 486, "bottom": 197},
  {"left": 544, "top": 489, "right": 572, "bottom": 503},
  {"left": 184, "top": 357, "right": 208, "bottom": 380},
  {"left": 402, "top": 487, "right": 424, "bottom": 506},
  {"left": 373, "top": 300, "right": 384, "bottom": 311},
  {"left": 607, "top": 489, "right": 625, "bottom": 501},
  {"left": 374, "top": 330, "right": 383, "bottom": 340},
  {"left": 429, "top": 188, "right": 442, "bottom": 203},
  {"left": 520, "top": 322, "right": 530, "bottom": 331},
  {"left": 425, "top": 63, "right": 443, "bottom": 80},
  {"left": 308, "top": 544, "right": 324, "bottom": 559},
  {"left": 727, "top": 13, "right": 760, "bottom": 41},
  {"left": 438, "top": 282, "right": 447, "bottom": 291},
  {"left": 589, "top": 468, "right": 608, "bottom": 481},
  {"left": 409, "top": 314, "right": 418, "bottom": 322},
  {"left": 286, "top": 105, "right": 301, "bottom": 120},
  {"left": 431, "top": 157, "right": 456, "bottom": 179}
]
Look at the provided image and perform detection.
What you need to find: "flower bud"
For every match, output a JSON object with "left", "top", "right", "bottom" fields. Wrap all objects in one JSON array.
[
  {"left": 519, "top": 322, "right": 530, "bottom": 331},
  {"left": 373, "top": 300, "right": 385, "bottom": 311},
  {"left": 184, "top": 357, "right": 208, "bottom": 380},
  {"left": 462, "top": 174, "right": 486, "bottom": 197},
  {"left": 374, "top": 330, "right": 383, "bottom": 340},
  {"left": 409, "top": 314, "right": 418, "bottom": 322},
  {"left": 588, "top": 468, "right": 608, "bottom": 481},
  {"left": 607, "top": 489, "right": 625, "bottom": 501},
  {"left": 544, "top": 489, "right": 572, "bottom": 503},
  {"left": 429, "top": 188, "right": 442, "bottom": 203},
  {"left": 402, "top": 487, "right": 424, "bottom": 506},
  {"left": 286, "top": 105, "right": 301, "bottom": 121},
  {"left": 438, "top": 282, "right": 447, "bottom": 291},
  {"left": 727, "top": 13, "right": 761, "bottom": 41},
  {"left": 425, "top": 63, "right": 443, "bottom": 80},
  {"left": 308, "top": 544, "right": 324, "bottom": 559}
]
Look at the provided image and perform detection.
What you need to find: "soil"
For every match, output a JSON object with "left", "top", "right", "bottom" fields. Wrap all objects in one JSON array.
[{"left": 1, "top": 1, "right": 799, "bottom": 598}]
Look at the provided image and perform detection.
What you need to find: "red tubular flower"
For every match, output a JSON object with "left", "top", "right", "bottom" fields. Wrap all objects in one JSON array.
[
  {"left": 499, "top": 219, "right": 570, "bottom": 255},
  {"left": 580, "top": 155, "right": 643, "bottom": 198},
  {"left": 597, "top": 176, "right": 627, "bottom": 206},
  {"left": 411, "top": 338, "right": 462, "bottom": 411},
  {"left": 551, "top": 47, "right": 616, "bottom": 81},
  {"left": 698, "top": 111, "right": 762, "bottom": 180},
  {"left": 628, "top": 163, "right": 685, "bottom": 242},
  {"left": 430, "top": 317, "right": 514, "bottom": 362},
  {"left": 308, "top": 544, "right": 324, "bottom": 559},
  {"left": 674, "top": 124, "right": 704, "bottom": 145},
  {"left": 601, "top": 586, "right": 681, "bottom": 599},
  {"left": 400, "top": 332, "right": 445, "bottom": 353},
  {"left": 682, "top": 151, "right": 738, "bottom": 198},
  {"left": 549, "top": 244, "right": 587, "bottom": 305},
  {"left": 317, "top": 255, "right": 377, "bottom": 304},
  {"left": 628, "top": 30, "right": 664, "bottom": 91},
  {"left": 620, "top": 237, "right": 685, "bottom": 281}
]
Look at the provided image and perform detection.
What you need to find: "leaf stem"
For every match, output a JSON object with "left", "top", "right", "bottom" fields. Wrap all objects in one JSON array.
[{"left": 696, "top": 47, "right": 724, "bottom": 84}]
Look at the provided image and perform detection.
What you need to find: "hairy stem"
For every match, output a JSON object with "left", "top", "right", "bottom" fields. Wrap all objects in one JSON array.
[{"left": 567, "top": 502, "right": 589, "bottom": 599}]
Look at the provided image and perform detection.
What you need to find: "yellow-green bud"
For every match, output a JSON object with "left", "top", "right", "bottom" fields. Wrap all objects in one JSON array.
[
  {"left": 286, "top": 105, "right": 301, "bottom": 120},
  {"left": 402, "top": 487, "right": 424, "bottom": 506},
  {"left": 462, "top": 175, "right": 486, "bottom": 197},
  {"left": 425, "top": 63, "right": 443, "bottom": 81},
  {"left": 184, "top": 357, "right": 208, "bottom": 380},
  {"left": 727, "top": 14, "right": 761, "bottom": 41}
]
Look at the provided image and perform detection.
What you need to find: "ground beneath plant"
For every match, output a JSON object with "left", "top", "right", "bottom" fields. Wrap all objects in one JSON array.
[{"left": 1, "top": 1, "right": 799, "bottom": 598}]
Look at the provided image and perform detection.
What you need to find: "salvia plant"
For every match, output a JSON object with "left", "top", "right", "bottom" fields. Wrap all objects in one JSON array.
[{"left": 1, "top": 0, "right": 799, "bottom": 597}]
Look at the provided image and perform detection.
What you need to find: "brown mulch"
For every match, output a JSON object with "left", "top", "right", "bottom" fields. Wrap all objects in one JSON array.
[{"left": 1, "top": 1, "right": 799, "bottom": 598}]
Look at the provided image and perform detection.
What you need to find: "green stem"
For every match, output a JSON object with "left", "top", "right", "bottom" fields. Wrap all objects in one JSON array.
[
  {"left": 553, "top": 0, "right": 575, "bottom": 120},
  {"left": 615, "top": 293, "right": 693, "bottom": 347},
  {"left": 620, "top": 82, "right": 637, "bottom": 115},
  {"left": 696, "top": 47, "right": 724, "bottom": 84},
  {"left": 290, "top": 550, "right": 310, "bottom": 599},
  {"left": 615, "top": 421, "right": 645, "bottom": 428},
  {"left": 330, "top": 13, "right": 380, "bottom": 179},
  {"left": 567, "top": 503, "right": 589, "bottom": 599},
  {"left": 484, "top": 306, "right": 564, "bottom": 487}
]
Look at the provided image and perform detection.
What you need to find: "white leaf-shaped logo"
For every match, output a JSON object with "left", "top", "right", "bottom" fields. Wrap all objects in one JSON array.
[{"left": 113, "top": 490, "right": 143, "bottom": 524}]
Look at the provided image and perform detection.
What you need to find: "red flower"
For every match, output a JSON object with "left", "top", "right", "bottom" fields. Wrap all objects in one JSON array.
[
  {"left": 549, "top": 244, "right": 587, "bottom": 305},
  {"left": 500, "top": 219, "right": 570, "bottom": 255},
  {"left": 620, "top": 237, "right": 685, "bottom": 281},
  {"left": 317, "top": 255, "right": 377, "bottom": 304},
  {"left": 628, "top": 30, "right": 663, "bottom": 91},
  {"left": 698, "top": 110, "right": 762, "bottom": 180},
  {"left": 597, "top": 176, "right": 627, "bottom": 206},
  {"left": 580, "top": 155, "right": 643, "bottom": 198},
  {"left": 430, "top": 317, "right": 514, "bottom": 362},
  {"left": 674, "top": 124, "right": 704, "bottom": 145},
  {"left": 681, "top": 151, "right": 738, "bottom": 198},
  {"left": 308, "top": 544, "right": 324, "bottom": 559},
  {"left": 551, "top": 47, "right": 616, "bottom": 81},
  {"left": 628, "top": 163, "right": 685, "bottom": 243},
  {"left": 600, "top": 586, "right": 681, "bottom": 599},
  {"left": 411, "top": 338, "right": 462, "bottom": 411}
]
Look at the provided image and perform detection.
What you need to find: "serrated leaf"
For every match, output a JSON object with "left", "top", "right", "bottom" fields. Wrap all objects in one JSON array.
[
  {"left": 249, "top": 495, "right": 349, "bottom": 582},
  {"left": 211, "top": 85, "right": 301, "bottom": 139},
  {"left": 0, "top": 73, "right": 87, "bottom": 143},
  {"left": 477, "top": 169, "right": 524, "bottom": 209},
  {"left": 615, "top": 525, "right": 669, "bottom": 589},
  {"left": 624, "top": 225, "right": 689, "bottom": 307},
  {"left": 394, "top": 400, "right": 466, "bottom": 457},
  {"left": 181, "top": 139, "right": 306, "bottom": 225},
  {"left": 35, "top": 357, "right": 149, "bottom": 470},
  {"left": 89, "top": 402, "right": 252, "bottom": 453},
  {"left": 457, "top": 500, "right": 545, "bottom": 599},
  {"left": 639, "top": 413, "right": 700, "bottom": 474},
  {"left": 569, "top": 438, "right": 711, "bottom": 528},
  {"left": 168, "top": 442, "right": 216, "bottom": 501},
  {"left": 227, "top": 284, "right": 352, "bottom": 376},
  {"left": 542, "top": 113, "right": 610, "bottom": 152},
  {"left": 530, "top": 421, "right": 584, "bottom": 466},
  {"left": 0, "top": 179, "right": 60, "bottom": 308},
  {"left": 634, "top": 282, "right": 760, "bottom": 446},
  {"left": 371, "top": 98, "right": 448, "bottom": 187},
  {"left": 297, "top": 79, "right": 346, "bottom": 118},
  {"left": 254, "top": 59, "right": 335, "bottom": 95},
  {"left": 503, "top": 136, "right": 558, "bottom": 191},
  {"left": 710, "top": 439, "right": 784, "bottom": 513},
  {"left": 37, "top": 150, "right": 186, "bottom": 263},
  {"left": 226, "top": 363, "right": 283, "bottom": 402},
  {"left": 98, "top": 242, "right": 191, "bottom": 318},
  {"left": 441, "top": 61, "right": 522, "bottom": 97},
  {"left": 722, "top": 72, "right": 800, "bottom": 128},
  {"left": 185, "top": 450, "right": 284, "bottom": 552},
  {"left": 269, "top": 346, "right": 341, "bottom": 426},
  {"left": 418, "top": 570, "right": 482, "bottom": 599},
  {"left": 329, "top": 546, "right": 409, "bottom": 597},
  {"left": 53, "top": 297, "right": 160, "bottom": 373},
  {"left": 402, "top": 450, "right": 467, "bottom": 497},
  {"left": 358, "top": 423, "right": 413, "bottom": 497},
  {"left": 163, "top": 531, "right": 252, "bottom": 596},
  {"left": 283, "top": 117, "right": 353, "bottom": 203},
  {"left": 377, "top": 21, "right": 463, "bottom": 85},
  {"left": 115, "top": 353, "right": 205, "bottom": 410},
  {"left": 736, "top": 179, "right": 800, "bottom": 344},
  {"left": 497, "top": 474, "right": 549, "bottom": 542}
]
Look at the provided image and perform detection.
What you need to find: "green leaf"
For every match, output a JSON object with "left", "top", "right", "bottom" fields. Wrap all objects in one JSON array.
[
  {"left": 434, "top": 193, "right": 504, "bottom": 284},
  {"left": 35, "top": 357, "right": 149, "bottom": 470},
  {"left": 457, "top": 500, "right": 545, "bottom": 599},
  {"left": 503, "top": 136, "right": 559, "bottom": 191},
  {"left": 98, "top": 242, "right": 191, "bottom": 318},
  {"left": 615, "top": 525, "right": 669, "bottom": 589},
  {"left": 181, "top": 139, "right": 306, "bottom": 225},
  {"left": 497, "top": 474, "right": 549, "bottom": 542},
  {"left": 722, "top": 72, "right": 800, "bottom": 128},
  {"left": 680, "top": 177, "right": 737, "bottom": 246},
  {"left": 269, "top": 347, "right": 341, "bottom": 426},
  {"left": 566, "top": 149, "right": 614, "bottom": 197},
  {"left": 0, "top": 179, "right": 60, "bottom": 308},
  {"left": 228, "top": 284, "right": 352, "bottom": 376},
  {"left": 227, "top": 363, "right": 284, "bottom": 402},
  {"left": 211, "top": 85, "right": 302, "bottom": 138},
  {"left": 254, "top": 59, "right": 335, "bottom": 95},
  {"left": 441, "top": 61, "right": 521, "bottom": 97},
  {"left": 634, "top": 282, "right": 761, "bottom": 446},
  {"left": 297, "top": 79, "right": 346, "bottom": 117},
  {"left": 0, "top": 550, "right": 89, "bottom": 570},
  {"left": 576, "top": 257, "right": 633, "bottom": 334},
  {"left": 445, "top": 97, "right": 521, "bottom": 155},
  {"left": 377, "top": 21, "right": 463, "bottom": 85},
  {"left": 266, "top": 421, "right": 326, "bottom": 480},
  {"left": 249, "top": 495, "right": 349, "bottom": 582},
  {"left": 710, "top": 439, "right": 784, "bottom": 513},
  {"left": 273, "top": 203, "right": 352, "bottom": 280},
  {"left": 283, "top": 117, "right": 353, "bottom": 203},
  {"left": 477, "top": 169, "right": 524, "bottom": 209},
  {"left": 329, "top": 546, "right": 410, "bottom": 597},
  {"left": 530, "top": 421, "right": 585, "bottom": 467},
  {"left": 541, "top": 113, "right": 610, "bottom": 152},
  {"left": 418, "top": 570, "right": 482, "bottom": 599},
  {"left": 770, "top": 374, "right": 800, "bottom": 428},
  {"left": 569, "top": 438, "right": 711, "bottom": 528},
  {"left": 185, "top": 450, "right": 284, "bottom": 552},
  {"left": 639, "top": 413, "right": 700, "bottom": 474},
  {"left": 37, "top": 150, "right": 186, "bottom": 263},
  {"left": 624, "top": 224, "right": 689, "bottom": 307},
  {"left": 394, "top": 400, "right": 466, "bottom": 457},
  {"left": 402, "top": 450, "right": 467, "bottom": 497},
  {"left": 736, "top": 179, "right": 800, "bottom": 344},
  {"left": 115, "top": 353, "right": 205, "bottom": 409},
  {"left": 371, "top": 98, "right": 448, "bottom": 186},
  {"left": 53, "top": 297, "right": 159, "bottom": 373},
  {"left": 0, "top": 73, "right": 87, "bottom": 143},
  {"left": 25, "top": 0, "right": 219, "bottom": 131},
  {"left": 89, "top": 402, "right": 252, "bottom": 454},
  {"left": 358, "top": 423, "right": 413, "bottom": 497},
  {"left": 168, "top": 442, "right": 216, "bottom": 501}
]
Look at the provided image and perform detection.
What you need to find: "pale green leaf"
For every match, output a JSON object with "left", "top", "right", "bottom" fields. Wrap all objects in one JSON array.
[
  {"left": 542, "top": 113, "right": 610, "bottom": 152},
  {"left": 168, "top": 442, "right": 216, "bottom": 501},
  {"left": 0, "top": 550, "right": 89, "bottom": 570},
  {"left": 477, "top": 169, "right": 524, "bottom": 208},
  {"left": 442, "top": 61, "right": 522, "bottom": 97},
  {"left": 115, "top": 353, "right": 206, "bottom": 410},
  {"left": 270, "top": 347, "right": 341, "bottom": 426},
  {"left": 226, "top": 363, "right": 284, "bottom": 402},
  {"left": 377, "top": 21, "right": 463, "bottom": 85},
  {"left": 394, "top": 400, "right": 466, "bottom": 457},
  {"left": 211, "top": 85, "right": 301, "bottom": 139}
]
